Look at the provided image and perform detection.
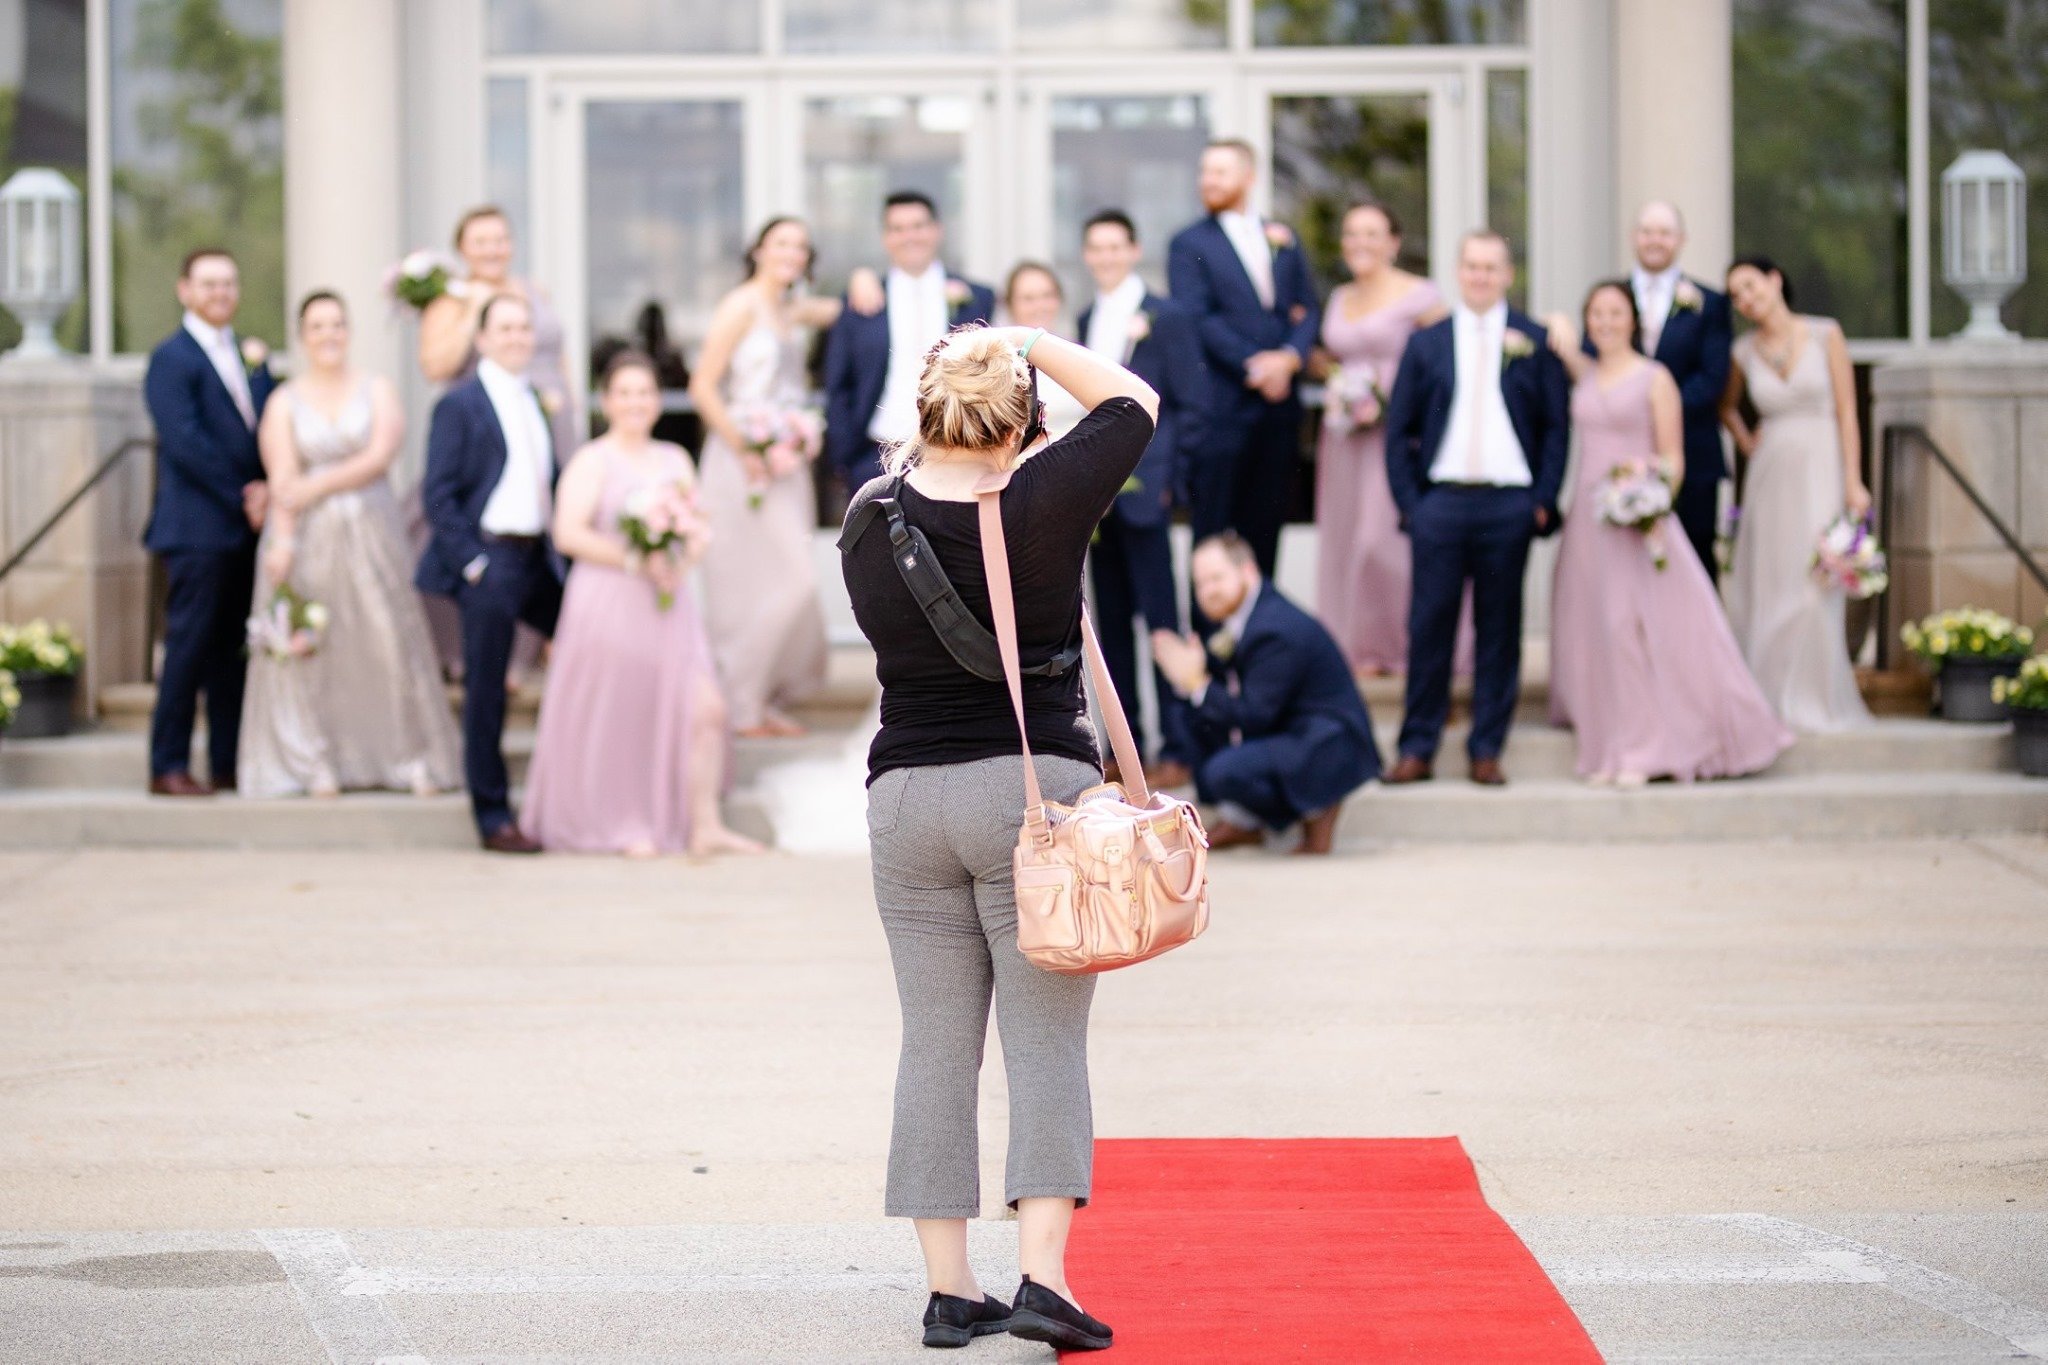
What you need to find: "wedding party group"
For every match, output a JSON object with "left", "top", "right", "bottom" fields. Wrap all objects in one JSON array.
[{"left": 137, "top": 137, "right": 1878, "bottom": 860}]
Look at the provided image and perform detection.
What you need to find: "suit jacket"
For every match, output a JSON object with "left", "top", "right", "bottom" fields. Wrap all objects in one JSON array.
[
  {"left": 1190, "top": 586, "right": 1380, "bottom": 811},
  {"left": 1650, "top": 278, "right": 1733, "bottom": 485},
  {"left": 822, "top": 273, "right": 996, "bottom": 478},
  {"left": 141, "top": 328, "right": 277, "bottom": 553},
  {"left": 1165, "top": 216, "right": 1320, "bottom": 430},
  {"left": 1074, "top": 291, "right": 1204, "bottom": 525},
  {"left": 1383, "top": 309, "right": 1571, "bottom": 533},
  {"left": 414, "top": 377, "right": 565, "bottom": 597}
]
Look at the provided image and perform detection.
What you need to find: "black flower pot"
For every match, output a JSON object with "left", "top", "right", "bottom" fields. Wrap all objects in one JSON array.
[
  {"left": 2015, "top": 710, "right": 2048, "bottom": 778},
  {"left": 8, "top": 670, "right": 79, "bottom": 738},
  {"left": 1938, "top": 656, "right": 2022, "bottom": 724}
]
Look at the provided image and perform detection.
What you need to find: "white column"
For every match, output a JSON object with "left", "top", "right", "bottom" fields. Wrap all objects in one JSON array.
[
  {"left": 283, "top": 0, "right": 403, "bottom": 384},
  {"left": 1529, "top": 0, "right": 1616, "bottom": 313},
  {"left": 1613, "top": 0, "right": 1733, "bottom": 279}
]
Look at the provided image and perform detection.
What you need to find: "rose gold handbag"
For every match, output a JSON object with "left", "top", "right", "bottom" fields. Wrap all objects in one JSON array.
[{"left": 975, "top": 480, "right": 1211, "bottom": 975}]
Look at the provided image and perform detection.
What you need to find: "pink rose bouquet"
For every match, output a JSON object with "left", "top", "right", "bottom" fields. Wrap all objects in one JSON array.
[
  {"left": 1598, "top": 458, "right": 1677, "bottom": 570},
  {"left": 247, "top": 584, "right": 329, "bottom": 661},
  {"left": 732, "top": 404, "right": 825, "bottom": 510},
  {"left": 1810, "top": 515, "right": 1888, "bottom": 599},
  {"left": 1321, "top": 362, "right": 1386, "bottom": 434},
  {"left": 618, "top": 480, "right": 707, "bottom": 610}
]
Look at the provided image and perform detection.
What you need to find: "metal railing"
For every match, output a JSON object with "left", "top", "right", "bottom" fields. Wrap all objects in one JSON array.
[
  {"left": 1876, "top": 422, "right": 2048, "bottom": 667},
  {"left": 0, "top": 435, "right": 153, "bottom": 585}
]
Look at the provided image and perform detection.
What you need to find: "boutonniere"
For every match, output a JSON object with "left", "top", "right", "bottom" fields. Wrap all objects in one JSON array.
[
  {"left": 944, "top": 278, "right": 972, "bottom": 309},
  {"left": 1263, "top": 222, "right": 1294, "bottom": 254},
  {"left": 1501, "top": 329, "right": 1536, "bottom": 367},
  {"left": 533, "top": 385, "right": 561, "bottom": 418},
  {"left": 1673, "top": 280, "right": 1704, "bottom": 313},
  {"left": 1209, "top": 630, "right": 1237, "bottom": 663},
  {"left": 1127, "top": 310, "right": 1152, "bottom": 344},
  {"left": 239, "top": 337, "right": 270, "bottom": 373}
]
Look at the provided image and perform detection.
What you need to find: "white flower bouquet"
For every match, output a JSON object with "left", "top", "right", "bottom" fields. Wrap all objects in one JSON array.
[
  {"left": 1321, "top": 362, "right": 1386, "bottom": 434},
  {"left": 1598, "top": 459, "right": 1676, "bottom": 570},
  {"left": 1810, "top": 516, "right": 1889, "bottom": 599},
  {"left": 247, "top": 584, "right": 329, "bottom": 661},
  {"left": 383, "top": 249, "right": 467, "bottom": 312}
]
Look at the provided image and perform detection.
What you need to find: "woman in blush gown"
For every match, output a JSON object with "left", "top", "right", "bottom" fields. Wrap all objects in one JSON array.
[
  {"left": 1313, "top": 202, "right": 1452, "bottom": 675},
  {"left": 520, "top": 353, "right": 762, "bottom": 858},
  {"left": 1719, "top": 257, "right": 1872, "bottom": 732},
  {"left": 690, "top": 218, "right": 844, "bottom": 739},
  {"left": 1544, "top": 282, "right": 1792, "bottom": 786},
  {"left": 239, "top": 291, "right": 463, "bottom": 798}
]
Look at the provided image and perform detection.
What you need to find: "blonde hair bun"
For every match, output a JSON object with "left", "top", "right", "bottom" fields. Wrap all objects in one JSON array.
[{"left": 884, "top": 325, "right": 1034, "bottom": 476}]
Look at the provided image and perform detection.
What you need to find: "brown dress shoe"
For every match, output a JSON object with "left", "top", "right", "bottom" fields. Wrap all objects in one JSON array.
[
  {"left": 148, "top": 772, "right": 214, "bottom": 798},
  {"left": 212, "top": 775, "right": 238, "bottom": 794},
  {"left": 1144, "top": 759, "right": 1194, "bottom": 789},
  {"left": 1468, "top": 757, "right": 1508, "bottom": 787},
  {"left": 480, "top": 827, "right": 544, "bottom": 854},
  {"left": 1204, "top": 818, "right": 1265, "bottom": 851},
  {"left": 1293, "top": 805, "right": 1341, "bottom": 855},
  {"left": 1384, "top": 756, "right": 1434, "bottom": 785}
]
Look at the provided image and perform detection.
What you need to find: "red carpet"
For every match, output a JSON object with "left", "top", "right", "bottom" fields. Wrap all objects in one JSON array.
[{"left": 1063, "top": 1138, "right": 1601, "bottom": 1361}]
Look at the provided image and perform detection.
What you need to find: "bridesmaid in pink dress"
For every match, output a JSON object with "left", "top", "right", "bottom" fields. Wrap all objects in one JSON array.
[
  {"left": 520, "top": 353, "right": 763, "bottom": 857},
  {"left": 1313, "top": 202, "right": 1448, "bottom": 674},
  {"left": 1545, "top": 282, "right": 1792, "bottom": 786}
]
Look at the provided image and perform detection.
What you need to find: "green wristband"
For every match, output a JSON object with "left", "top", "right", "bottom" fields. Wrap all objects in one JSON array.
[{"left": 1020, "top": 327, "right": 1046, "bottom": 360}]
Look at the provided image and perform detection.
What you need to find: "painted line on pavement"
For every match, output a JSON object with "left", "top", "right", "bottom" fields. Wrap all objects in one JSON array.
[
  {"left": 339, "top": 1267, "right": 916, "bottom": 1296},
  {"left": 1549, "top": 1255, "right": 1882, "bottom": 1285},
  {"left": 255, "top": 1228, "right": 428, "bottom": 1365},
  {"left": 1714, "top": 1214, "right": 2048, "bottom": 1360}
]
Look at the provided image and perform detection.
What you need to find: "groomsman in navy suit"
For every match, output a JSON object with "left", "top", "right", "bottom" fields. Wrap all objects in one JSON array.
[
  {"left": 1075, "top": 210, "right": 1206, "bottom": 782},
  {"left": 142, "top": 248, "right": 277, "bottom": 796},
  {"left": 1383, "top": 231, "right": 1568, "bottom": 787},
  {"left": 1167, "top": 139, "right": 1320, "bottom": 583},
  {"left": 415, "top": 294, "right": 564, "bottom": 854},
  {"left": 823, "top": 191, "right": 995, "bottom": 491},
  {"left": 1627, "top": 200, "right": 1733, "bottom": 582},
  {"left": 1151, "top": 533, "right": 1380, "bottom": 855}
]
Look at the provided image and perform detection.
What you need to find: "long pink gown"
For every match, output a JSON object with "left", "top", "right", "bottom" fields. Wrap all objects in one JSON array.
[
  {"left": 1315, "top": 278, "right": 1468, "bottom": 673},
  {"left": 521, "top": 441, "right": 722, "bottom": 852},
  {"left": 1548, "top": 362, "right": 1793, "bottom": 781}
]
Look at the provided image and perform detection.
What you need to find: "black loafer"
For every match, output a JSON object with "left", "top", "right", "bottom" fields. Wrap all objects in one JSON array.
[
  {"left": 922, "top": 1290, "right": 1012, "bottom": 1348},
  {"left": 1008, "top": 1275, "right": 1113, "bottom": 1351}
]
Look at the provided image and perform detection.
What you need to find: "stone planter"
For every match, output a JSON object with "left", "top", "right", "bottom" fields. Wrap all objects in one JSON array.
[
  {"left": 6, "top": 670, "right": 79, "bottom": 738},
  {"left": 2015, "top": 710, "right": 2048, "bottom": 778},
  {"left": 1938, "top": 656, "right": 2022, "bottom": 724}
]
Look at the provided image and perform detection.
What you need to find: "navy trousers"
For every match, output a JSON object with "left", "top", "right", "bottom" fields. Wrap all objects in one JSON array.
[
  {"left": 454, "top": 542, "right": 562, "bottom": 837},
  {"left": 1189, "top": 401, "right": 1298, "bottom": 585},
  {"left": 1089, "top": 512, "right": 1190, "bottom": 765},
  {"left": 1194, "top": 735, "right": 1302, "bottom": 830},
  {"left": 1399, "top": 486, "right": 1534, "bottom": 763},
  {"left": 150, "top": 545, "right": 257, "bottom": 781},
  {"left": 1673, "top": 471, "right": 1720, "bottom": 585}
]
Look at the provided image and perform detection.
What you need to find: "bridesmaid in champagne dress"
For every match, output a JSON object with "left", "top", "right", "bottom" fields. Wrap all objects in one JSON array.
[
  {"left": 691, "top": 218, "right": 846, "bottom": 738},
  {"left": 1313, "top": 202, "right": 1452, "bottom": 674},
  {"left": 520, "top": 353, "right": 761, "bottom": 857},
  {"left": 1719, "top": 258, "right": 1873, "bottom": 732},
  {"left": 1545, "top": 283, "right": 1791, "bottom": 784},
  {"left": 239, "top": 292, "right": 462, "bottom": 798}
]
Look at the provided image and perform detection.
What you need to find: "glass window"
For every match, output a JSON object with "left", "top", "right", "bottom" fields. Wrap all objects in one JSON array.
[
  {"left": 1255, "top": 0, "right": 1523, "bottom": 48},
  {"left": 1929, "top": 0, "right": 2047, "bottom": 338},
  {"left": 804, "top": 95, "right": 969, "bottom": 291},
  {"left": 1049, "top": 94, "right": 1210, "bottom": 300},
  {"left": 1270, "top": 92, "right": 1431, "bottom": 294},
  {"left": 486, "top": 0, "right": 758, "bottom": 56},
  {"left": 1018, "top": 0, "right": 1224, "bottom": 51},
  {"left": 582, "top": 100, "right": 746, "bottom": 382},
  {"left": 486, "top": 77, "right": 529, "bottom": 270},
  {"left": 1733, "top": 0, "right": 1907, "bottom": 338},
  {"left": 1487, "top": 68, "right": 1528, "bottom": 311},
  {"left": 110, "top": 0, "right": 284, "bottom": 352},
  {"left": 784, "top": 0, "right": 995, "bottom": 55},
  {"left": 0, "top": 0, "right": 88, "bottom": 354}
]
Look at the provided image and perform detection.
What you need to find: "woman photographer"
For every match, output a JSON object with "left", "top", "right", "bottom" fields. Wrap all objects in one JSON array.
[{"left": 841, "top": 324, "right": 1157, "bottom": 1352}]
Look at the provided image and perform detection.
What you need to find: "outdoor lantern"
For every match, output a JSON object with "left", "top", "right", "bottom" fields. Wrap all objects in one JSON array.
[
  {"left": 1941, "top": 150, "right": 2027, "bottom": 342},
  {"left": 0, "top": 167, "right": 83, "bottom": 362}
]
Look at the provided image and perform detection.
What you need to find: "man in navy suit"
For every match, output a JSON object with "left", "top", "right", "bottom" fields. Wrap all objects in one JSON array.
[
  {"left": 1167, "top": 139, "right": 1320, "bottom": 584},
  {"left": 415, "top": 294, "right": 564, "bottom": 853},
  {"left": 142, "top": 248, "right": 277, "bottom": 796},
  {"left": 1151, "top": 533, "right": 1380, "bottom": 855},
  {"left": 1626, "top": 201, "right": 1733, "bottom": 582},
  {"left": 1383, "top": 231, "right": 1568, "bottom": 787},
  {"left": 823, "top": 191, "right": 995, "bottom": 491},
  {"left": 1075, "top": 210, "right": 1206, "bottom": 782}
]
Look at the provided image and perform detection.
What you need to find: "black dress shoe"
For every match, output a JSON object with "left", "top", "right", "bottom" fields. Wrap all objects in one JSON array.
[
  {"left": 1008, "top": 1275, "right": 1113, "bottom": 1352},
  {"left": 922, "top": 1290, "right": 1011, "bottom": 1348}
]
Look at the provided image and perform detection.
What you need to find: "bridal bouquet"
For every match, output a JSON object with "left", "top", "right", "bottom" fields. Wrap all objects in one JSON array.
[
  {"left": 383, "top": 249, "right": 466, "bottom": 312},
  {"left": 1599, "top": 459, "right": 1677, "bottom": 570},
  {"left": 1321, "top": 362, "right": 1386, "bottom": 434},
  {"left": 1810, "top": 515, "right": 1889, "bottom": 599},
  {"left": 733, "top": 404, "right": 825, "bottom": 510},
  {"left": 247, "top": 584, "right": 329, "bottom": 661},
  {"left": 618, "top": 480, "right": 708, "bottom": 610}
]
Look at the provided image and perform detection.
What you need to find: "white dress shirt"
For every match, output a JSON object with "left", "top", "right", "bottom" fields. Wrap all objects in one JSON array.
[
  {"left": 1633, "top": 264, "right": 1683, "bottom": 356},
  {"left": 868, "top": 262, "right": 952, "bottom": 445},
  {"left": 476, "top": 358, "right": 555, "bottom": 537},
  {"left": 1216, "top": 210, "right": 1275, "bottom": 311},
  {"left": 1429, "top": 302, "right": 1532, "bottom": 488},
  {"left": 1084, "top": 273, "right": 1147, "bottom": 361},
  {"left": 182, "top": 311, "right": 256, "bottom": 429}
]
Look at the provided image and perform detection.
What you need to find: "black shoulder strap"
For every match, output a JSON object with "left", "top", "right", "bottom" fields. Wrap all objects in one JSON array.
[{"left": 840, "top": 478, "right": 1080, "bottom": 684}]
